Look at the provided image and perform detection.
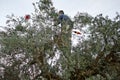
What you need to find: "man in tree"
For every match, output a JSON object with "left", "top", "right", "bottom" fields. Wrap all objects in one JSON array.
[
  {"left": 54, "top": 10, "right": 73, "bottom": 32},
  {"left": 54, "top": 10, "right": 73, "bottom": 55}
]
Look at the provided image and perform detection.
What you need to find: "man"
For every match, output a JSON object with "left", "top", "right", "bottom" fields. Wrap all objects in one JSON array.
[
  {"left": 54, "top": 10, "right": 73, "bottom": 51},
  {"left": 54, "top": 10, "right": 73, "bottom": 32},
  {"left": 58, "top": 10, "right": 70, "bottom": 23}
]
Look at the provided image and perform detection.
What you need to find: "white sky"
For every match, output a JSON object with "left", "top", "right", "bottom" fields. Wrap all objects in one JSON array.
[
  {"left": 53, "top": 0, "right": 120, "bottom": 17},
  {"left": 0, "top": 0, "right": 120, "bottom": 26}
]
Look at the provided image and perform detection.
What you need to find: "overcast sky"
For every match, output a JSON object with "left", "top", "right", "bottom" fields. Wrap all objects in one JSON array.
[
  {"left": 53, "top": 0, "right": 120, "bottom": 17},
  {"left": 0, "top": 0, "right": 120, "bottom": 26}
]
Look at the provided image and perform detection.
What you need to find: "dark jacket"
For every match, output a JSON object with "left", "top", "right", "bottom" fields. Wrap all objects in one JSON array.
[{"left": 58, "top": 14, "right": 71, "bottom": 24}]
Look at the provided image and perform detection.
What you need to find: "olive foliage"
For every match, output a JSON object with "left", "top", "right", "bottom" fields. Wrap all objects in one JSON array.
[{"left": 0, "top": 0, "right": 120, "bottom": 80}]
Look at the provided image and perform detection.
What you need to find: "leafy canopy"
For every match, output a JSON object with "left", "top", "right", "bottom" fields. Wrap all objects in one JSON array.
[{"left": 0, "top": 0, "right": 120, "bottom": 80}]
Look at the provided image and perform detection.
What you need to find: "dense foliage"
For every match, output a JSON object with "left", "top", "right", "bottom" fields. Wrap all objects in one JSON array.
[{"left": 0, "top": 0, "right": 120, "bottom": 80}]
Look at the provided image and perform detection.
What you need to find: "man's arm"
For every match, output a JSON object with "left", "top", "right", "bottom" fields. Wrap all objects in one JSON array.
[{"left": 54, "top": 15, "right": 63, "bottom": 26}]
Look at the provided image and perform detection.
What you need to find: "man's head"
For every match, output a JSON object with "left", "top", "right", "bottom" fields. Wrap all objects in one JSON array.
[{"left": 59, "top": 10, "right": 64, "bottom": 15}]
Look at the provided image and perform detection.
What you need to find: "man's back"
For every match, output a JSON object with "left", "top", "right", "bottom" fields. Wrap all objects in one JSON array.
[{"left": 58, "top": 14, "right": 70, "bottom": 21}]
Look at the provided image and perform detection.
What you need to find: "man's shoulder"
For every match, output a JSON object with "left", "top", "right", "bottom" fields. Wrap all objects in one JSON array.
[
  {"left": 59, "top": 14, "right": 64, "bottom": 18},
  {"left": 62, "top": 14, "right": 70, "bottom": 19}
]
